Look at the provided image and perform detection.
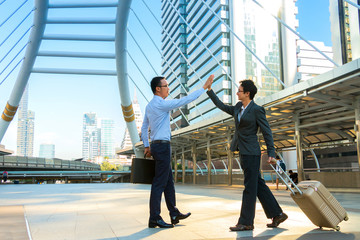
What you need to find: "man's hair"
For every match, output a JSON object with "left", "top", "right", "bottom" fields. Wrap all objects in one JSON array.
[
  {"left": 151, "top": 76, "right": 165, "bottom": 94},
  {"left": 240, "top": 79, "right": 257, "bottom": 100}
]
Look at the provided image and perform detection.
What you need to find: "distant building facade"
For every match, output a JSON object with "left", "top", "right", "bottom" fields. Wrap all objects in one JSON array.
[
  {"left": 17, "top": 84, "right": 35, "bottom": 157},
  {"left": 82, "top": 113, "right": 101, "bottom": 161},
  {"left": 296, "top": 40, "right": 335, "bottom": 82},
  {"left": 39, "top": 143, "right": 55, "bottom": 158},
  {"left": 100, "top": 119, "right": 115, "bottom": 158},
  {"left": 160, "top": 0, "right": 294, "bottom": 129},
  {"left": 330, "top": 0, "right": 360, "bottom": 65}
]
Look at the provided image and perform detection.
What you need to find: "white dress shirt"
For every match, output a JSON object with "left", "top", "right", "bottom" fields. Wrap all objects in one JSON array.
[{"left": 141, "top": 88, "right": 205, "bottom": 147}]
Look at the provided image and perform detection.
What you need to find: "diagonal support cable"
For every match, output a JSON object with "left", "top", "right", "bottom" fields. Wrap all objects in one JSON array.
[
  {"left": 128, "top": 74, "right": 180, "bottom": 130},
  {"left": 166, "top": 0, "right": 238, "bottom": 90},
  {"left": 127, "top": 28, "right": 191, "bottom": 126},
  {"left": 0, "top": 8, "right": 34, "bottom": 48},
  {"left": 126, "top": 50, "right": 183, "bottom": 129},
  {"left": 199, "top": 0, "right": 286, "bottom": 87},
  {"left": 0, "top": 25, "right": 33, "bottom": 64},
  {"left": 142, "top": 0, "right": 213, "bottom": 121},
  {"left": 344, "top": 0, "right": 360, "bottom": 9},
  {"left": 0, "top": 42, "right": 28, "bottom": 76},
  {"left": 0, "top": 0, "right": 29, "bottom": 28},
  {"left": 0, "top": 58, "right": 24, "bottom": 86},
  {"left": 251, "top": 0, "right": 339, "bottom": 67}
]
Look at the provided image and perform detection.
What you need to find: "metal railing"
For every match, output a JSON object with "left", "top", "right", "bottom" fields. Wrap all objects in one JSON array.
[{"left": 0, "top": 156, "right": 100, "bottom": 170}]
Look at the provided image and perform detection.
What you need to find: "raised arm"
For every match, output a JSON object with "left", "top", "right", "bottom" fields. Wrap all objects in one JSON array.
[
  {"left": 159, "top": 75, "right": 214, "bottom": 112},
  {"left": 207, "top": 89, "right": 235, "bottom": 116}
]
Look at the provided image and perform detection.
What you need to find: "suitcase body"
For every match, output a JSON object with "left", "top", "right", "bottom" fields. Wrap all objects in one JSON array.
[
  {"left": 130, "top": 158, "right": 155, "bottom": 184},
  {"left": 291, "top": 180, "right": 348, "bottom": 230},
  {"left": 269, "top": 162, "right": 348, "bottom": 231}
]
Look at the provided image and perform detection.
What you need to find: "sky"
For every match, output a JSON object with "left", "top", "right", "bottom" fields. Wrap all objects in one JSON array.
[{"left": 0, "top": 0, "right": 334, "bottom": 159}]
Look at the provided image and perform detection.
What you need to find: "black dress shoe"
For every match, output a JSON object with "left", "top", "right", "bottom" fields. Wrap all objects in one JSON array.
[
  {"left": 171, "top": 212, "right": 191, "bottom": 224},
  {"left": 229, "top": 224, "right": 254, "bottom": 231},
  {"left": 148, "top": 219, "right": 174, "bottom": 228},
  {"left": 267, "top": 213, "right": 288, "bottom": 228}
]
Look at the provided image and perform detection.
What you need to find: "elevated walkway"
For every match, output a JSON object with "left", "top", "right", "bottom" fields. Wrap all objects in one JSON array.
[
  {"left": 0, "top": 183, "right": 359, "bottom": 239},
  {"left": 0, "top": 155, "right": 100, "bottom": 171}
]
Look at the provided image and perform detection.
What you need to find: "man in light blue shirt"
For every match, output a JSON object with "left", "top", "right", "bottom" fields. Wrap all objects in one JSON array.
[{"left": 141, "top": 75, "right": 214, "bottom": 228}]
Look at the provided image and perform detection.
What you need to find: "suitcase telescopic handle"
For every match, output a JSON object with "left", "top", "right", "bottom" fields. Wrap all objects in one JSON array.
[{"left": 269, "top": 161, "right": 303, "bottom": 195}]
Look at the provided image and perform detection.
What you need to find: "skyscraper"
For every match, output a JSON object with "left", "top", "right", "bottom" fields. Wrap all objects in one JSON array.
[
  {"left": 161, "top": 0, "right": 288, "bottom": 129},
  {"left": 330, "top": 0, "right": 360, "bottom": 65},
  {"left": 296, "top": 40, "right": 334, "bottom": 82},
  {"left": 39, "top": 143, "right": 55, "bottom": 158},
  {"left": 82, "top": 113, "right": 101, "bottom": 161},
  {"left": 100, "top": 118, "right": 115, "bottom": 158},
  {"left": 17, "top": 84, "right": 35, "bottom": 157}
]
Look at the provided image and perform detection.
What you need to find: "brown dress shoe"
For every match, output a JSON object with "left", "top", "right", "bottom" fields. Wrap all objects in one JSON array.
[
  {"left": 229, "top": 224, "right": 254, "bottom": 231},
  {"left": 267, "top": 213, "right": 288, "bottom": 228}
]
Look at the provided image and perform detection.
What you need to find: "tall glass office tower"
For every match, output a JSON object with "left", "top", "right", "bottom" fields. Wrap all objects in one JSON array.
[
  {"left": 161, "top": 0, "right": 288, "bottom": 129},
  {"left": 330, "top": 0, "right": 360, "bottom": 65},
  {"left": 39, "top": 143, "right": 55, "bottom": 158},
  {"left": 17, "top": 84, "right": 35, "bottom": 157},
  {"left": 82, "top": 113, "right": 100, "bottom": 161},
  {"left": 100, "top": 119, "right": 115, "bottom": 158}
]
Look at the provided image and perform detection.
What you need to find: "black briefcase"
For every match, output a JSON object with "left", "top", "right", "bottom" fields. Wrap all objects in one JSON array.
[{"left": 130, "top": 158, "right": 155, "bottom": 184}]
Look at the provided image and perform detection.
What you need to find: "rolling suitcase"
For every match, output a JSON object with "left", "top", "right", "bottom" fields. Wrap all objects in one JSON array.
[
  {"left": 270, "top": 161, "right": 349, "bottom": 231},
  {"left": 130, "top": 158, "right": 155, "bottom": 184}
]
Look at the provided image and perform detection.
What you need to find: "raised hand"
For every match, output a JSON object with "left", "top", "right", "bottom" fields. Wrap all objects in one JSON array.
[{"left": 203, "top": 74, "right": 214, "bottom": 90}]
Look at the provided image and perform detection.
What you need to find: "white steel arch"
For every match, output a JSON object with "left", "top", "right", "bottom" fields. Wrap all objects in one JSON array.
[
  {"left": 0, "top": 0, "right": 144, "bottom": 157},
  {"left": 0, "top": 0, "right": 48, "bottom": 142}
]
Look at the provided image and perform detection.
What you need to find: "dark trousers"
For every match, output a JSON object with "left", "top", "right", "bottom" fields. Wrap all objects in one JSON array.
[
  {"left": 149, "top": 142, "right": 178, "bottom": 220},
  {"left": 238, "top": 154, "right": 282, "bottom": 225}
]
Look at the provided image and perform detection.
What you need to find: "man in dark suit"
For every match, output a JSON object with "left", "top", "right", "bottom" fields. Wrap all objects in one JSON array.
[{"left": 207, "top": 79, "right": 288, "bottom": 231}]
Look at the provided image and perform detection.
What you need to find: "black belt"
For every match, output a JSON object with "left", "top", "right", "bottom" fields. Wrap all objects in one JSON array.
[{"left": 151, "top": 140, "right": 170, "bottom": 144}]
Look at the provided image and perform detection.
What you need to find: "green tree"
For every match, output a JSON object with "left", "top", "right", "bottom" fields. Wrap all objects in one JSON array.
[{"left": 100, "top": 161, "right": 117, "bottom": 171}]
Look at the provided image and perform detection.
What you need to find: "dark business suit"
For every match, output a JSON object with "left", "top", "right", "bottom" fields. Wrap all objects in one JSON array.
[{"left": 207, "top": 89, "right": 282, "bottom": 225}]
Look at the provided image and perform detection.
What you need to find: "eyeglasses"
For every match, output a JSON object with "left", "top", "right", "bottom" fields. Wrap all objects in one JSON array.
[
  {"left": 158, "top": 85, "right": 168, "bottom": 88},
  {"left": 237, "top": 90, "right": 244, "bottom": 93}
]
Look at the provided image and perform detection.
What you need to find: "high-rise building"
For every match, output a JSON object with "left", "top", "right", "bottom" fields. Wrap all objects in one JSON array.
[
  {"left": 100, "top": 118, "right": 115, "bottom": 158},
  {"left": 296, "top": 40, "right": 335, "bottom": 82},
  {"left": 161, "top": 0, "right": 288, "bottom": 129},
  {"left": 39, "top": 143, "right": 55, "bottom": 158},
  {"left": 82, "top": 113, "right": 101, "bottom": 161},
  {"left": 330, "top": 0, "right": 360, "bottom": 65},
  {"left": 17, "top": 84, "right": 35, "bottom": 157}
]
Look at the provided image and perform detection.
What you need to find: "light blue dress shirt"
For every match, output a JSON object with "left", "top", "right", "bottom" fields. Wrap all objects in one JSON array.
[{"left": 141, "top": 88, "right": 205, "bottom": 148}]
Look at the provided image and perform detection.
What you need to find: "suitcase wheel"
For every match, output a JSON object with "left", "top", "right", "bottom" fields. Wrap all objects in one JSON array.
[
  {"left": 344, "top": 215, "right": 349, "bottom": 221},
  {"left": 335, "top": 226, "right": 340, "bottom": 231}
]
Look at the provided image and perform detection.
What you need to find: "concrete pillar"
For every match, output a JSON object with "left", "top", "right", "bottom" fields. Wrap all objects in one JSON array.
[
  {"left": 192, "top": 144, "right": 196, "bottom": 184},
  {"left": 174, "top": 152, "right": 178, "bottom": 183},
  {"left": 295, "top": 115, "right": 304, "bottom": 181},
  {"left": 182, "top": 148, "right": 185, "bottom": 184},
  {"left": 355, "top": 105, "right": 360, "bottom": 168},
  {"left": 227, "top": 134, "right": 233, "bottom": 186},
  {"left": 280, "top": 0, "right": 298, "bottom": 171},
  {"left": 207, "top": 140, "right": 212, "bottom": 184}
]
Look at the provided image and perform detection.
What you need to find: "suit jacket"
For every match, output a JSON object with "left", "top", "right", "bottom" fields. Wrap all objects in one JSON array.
[{"left": 207, "top": 89, "right": 275, "bottom": 157}]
